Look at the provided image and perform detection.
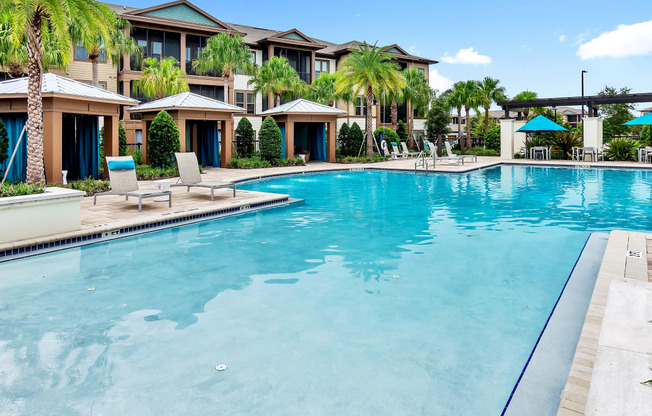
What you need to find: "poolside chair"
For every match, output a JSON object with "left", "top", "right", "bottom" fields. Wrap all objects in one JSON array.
[
  {"left": 391, "top": 142, "right": 406, "bottom": 158},
  {"left": 173, "top": 152, "right": 236, "bottom": 200},
  {"left": 381, "top": 140, "right": 397, "bottom": 159},
  {"left": 443, "top": 141, "right": 478, "bottom": 164},
  {"left": 94, "top": 156, "right": 171, "bottom": 212},
  {"left": 400, "top": 142, "right": 420, "bottom": 158}
]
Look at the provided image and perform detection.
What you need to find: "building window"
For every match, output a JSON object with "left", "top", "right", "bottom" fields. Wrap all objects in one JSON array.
[
  {"left": 315, "top": 59, "right": 329, "bottom": 78},
  {"left": 235, "top": 91, "right": 255, "bottom": 114},
  {"left": 130, "top": 28, "right": 181, "bottom": 70},
  {"left": 249, "top": 52, "right": 256, "bottom": 64},
  {"left": 417, "top": 68, "right": 425, "bottom": 76},
  {"left": 355, "top": 97, "right": 367, "bottom": 116},
  {"left": 75, "top": 42, "right": 105, "bottom": 62}
]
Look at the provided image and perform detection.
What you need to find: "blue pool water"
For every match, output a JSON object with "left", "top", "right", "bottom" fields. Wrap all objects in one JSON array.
[{"left": 1, "top": 165, "right": 652, "bottom": 415}]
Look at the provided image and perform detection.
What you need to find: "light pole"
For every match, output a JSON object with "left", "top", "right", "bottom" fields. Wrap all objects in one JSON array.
[{"left": 581, "top": 70, "right": 587, "bottom": 136}]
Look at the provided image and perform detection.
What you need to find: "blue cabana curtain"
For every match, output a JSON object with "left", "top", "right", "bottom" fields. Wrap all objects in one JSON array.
[
  {"left": 279, "top": 124, "right": 286, "bottom": 159},
  {"left": 197, "top": 121, "right": 220, "bottom": 167},
  {"left": 309, "top": 123, "right": 326, "bottom": 161},
  {"left": 0, "top": 114, "right": 28, "bottom": 182},
  {"left": 62, "top": 114, "right": 99, "bottom": 180}
]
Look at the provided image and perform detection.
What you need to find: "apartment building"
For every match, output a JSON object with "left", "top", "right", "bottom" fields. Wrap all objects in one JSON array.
[{"left": 52, "top": 0, "right": 436, "bottom": 143}]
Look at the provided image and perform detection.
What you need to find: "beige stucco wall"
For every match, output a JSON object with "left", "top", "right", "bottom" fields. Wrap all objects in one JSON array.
[{"left": 62, "top": 59, "right": 119, "bottom": 93}]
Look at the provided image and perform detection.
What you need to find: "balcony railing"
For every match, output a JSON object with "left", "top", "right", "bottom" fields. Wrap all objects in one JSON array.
[{"left": 297, "top": 71, "right": 311, "bottom": 84}]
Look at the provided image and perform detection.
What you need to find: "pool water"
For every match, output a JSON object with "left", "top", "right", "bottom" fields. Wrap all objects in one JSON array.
[{"left": 1, "top": 166, "right": 652, "bottom": 415}]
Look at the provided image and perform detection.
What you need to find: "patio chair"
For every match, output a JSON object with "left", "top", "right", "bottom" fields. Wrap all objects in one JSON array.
[
  {"left": 382, "top": 140, "right": 398, "bottom": 159},
  {"left": 400, "top": 142, "right": 420, "bottom": 158},
  {"left": 444, "top": 141, "right": 477, "bottom": 164},
  {"left": 391, "top": 142, "right": 406, "bottom": 158},
  {"left": 173, "top": 152, "right": 236, "bottom": 200},
  {"left": 94, "top": 156, "right": 171, "bottom": 212}
]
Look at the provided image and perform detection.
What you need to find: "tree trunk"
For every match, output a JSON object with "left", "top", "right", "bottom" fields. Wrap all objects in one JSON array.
[
  {"left": 346, "top": 101, "right": 350, "bottom": 125},
  {"left": 228, "top": 76, "right": 234, "bottom": 104},
  {"left": 408, "top": 100, "right": 415, "bottom": 148},
  {"left": 465, "top": 106, "right": 471, "bottom": 152},
  {"left": 390, "top": 101, "right": 398, "bottom": 130},
  {"left": 484, "top": 106, "right": 490, "bottom": 133},
  {"left": 25, "top": 14, "right": 45, "bottom": 185},
  {"left": 457, "top": 107, "right": 464, "bottom": 155},
  {"left": 365, "top": 86, "right": 374, "bottom": 157},
  {"left": 437, "top": 135, "right": 442, "bottom": 157},
  {"left": 7, "top": 62, "right": 24, "bottom": 78},
  {"left": 91, "top": 58, "right": 99, "bottom": 87}
]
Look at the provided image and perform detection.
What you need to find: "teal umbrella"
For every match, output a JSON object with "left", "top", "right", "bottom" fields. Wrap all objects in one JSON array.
[
  {"left": 623, "top": 113, "right": 652, "bottom": 125},
  {"left": 516, "top": 115, "right": 568, "bottom": 132}
]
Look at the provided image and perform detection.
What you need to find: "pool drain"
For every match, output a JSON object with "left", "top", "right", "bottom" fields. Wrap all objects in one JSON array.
[
  {"left": 392, "top": 275, "right": 400, "bottom": 279},
  {"left": 87, "top": 287, "right": 96, "bottom": 291},
  {"left": 215, "top": 364, "right": 228, "bottom": 371}
]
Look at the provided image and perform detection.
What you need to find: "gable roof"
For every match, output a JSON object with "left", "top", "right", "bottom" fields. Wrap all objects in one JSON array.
[
  {"left": 259, "top": 99, "right": 346, "bottom": 116},
  {"left": 127, "top": 92, "right": 245, "bottom": 112},
  {"left": 117, "top": 1, "right": 242, "bottom": 34},
  {"left": 0, "top": 73, "right": 138, "bottom": 105},
  {"left": 383, "top": 44, "right": 410, "bottom": 56},
  {"left": 316, "top": 40, "right": 437, "bottom": 64}
]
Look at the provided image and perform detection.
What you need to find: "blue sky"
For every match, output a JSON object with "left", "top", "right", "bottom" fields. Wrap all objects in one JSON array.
[{"left": 146, "top": 0, "right": 652, "bottom": 109}]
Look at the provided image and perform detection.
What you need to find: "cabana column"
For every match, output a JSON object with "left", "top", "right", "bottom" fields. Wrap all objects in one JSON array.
[
  {"left": 43, "top": 110, "right": 62, "bottom": 184},
  {"left": 285, "top": 120, "right": 295, "bottom": 159},
  {"left": 220, "top": 119, "right": 233, "bottom": 167},
  {"left": 103, "top": 115, "right": 120, "bottom": 179},
  {"left": 327, "top": 120, "right": 336, "bottom": 162}
]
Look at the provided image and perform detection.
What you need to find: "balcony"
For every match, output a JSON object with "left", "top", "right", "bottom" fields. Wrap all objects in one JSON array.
[{"left": 297, "top": 71, "right": 311, "bottom": 84}]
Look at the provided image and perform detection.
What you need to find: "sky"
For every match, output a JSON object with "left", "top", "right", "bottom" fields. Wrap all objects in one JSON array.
[{"left": 139, "top": 0, "right": 652, "bottom": 110}]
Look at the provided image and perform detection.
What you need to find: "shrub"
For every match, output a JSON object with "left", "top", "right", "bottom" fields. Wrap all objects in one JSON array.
[
  {"left": 259, "top": 116, "right": 283, "bottom": 162},
  {"left": 274, "top": 157, "right": 306, "bottom": 167},
  {"left": 640, "top": 125, "right": 651, "bottom": 146},
  {"left": 228, "top": 157, "right": 271, "bottom": 169},
  {"left": 606, "top": 138, "right": 640, "bottom": 161},
  {"left": 135, "top": 164, "right": 183, "bottom": 180},
  {"left": 484, "top": 125, "right": 501, "bottom": 151},
  {"left": 131, "top": 149, "right": 143, "bottom": 165},
  {"left": 51, "top": 178, "right": 110, "bottom": 196},
  {"left": 348, "top": 122, "right": 364, "bottom": 156},
  {"left": 450, "top": 147, "right": 499, "bottom": 156},
  {"left": 602, "top": 119, "right": 613, "bottom": 143},
  {"left": 0, "top": 119, "right": 8, "bottom": 178},
  {"left": 373, "top": 127, "right": 399, "bottom": 152},
  {"left": 337, "top": 123, "right": 352, "bottom": 156},
  {"left": 396, "top": 120, "right": 408, "bottom": 142},
  {"left": 0, "top": 182, "right": 44, "bottom": 198},
  {"left": 148, "top": 110, "right": 180, "bottom": 168},
  {"left": 337, "top": 155, "right": 389, "bottom": 164},
  {"left": 119, "top": 124, "right": 128, "bottom": 156},
  {"left": 545, "top": 131, "right": 583, "bottom": 160},
  {"left": 235, "top": 117, "right": 255, "bottom": 158}
]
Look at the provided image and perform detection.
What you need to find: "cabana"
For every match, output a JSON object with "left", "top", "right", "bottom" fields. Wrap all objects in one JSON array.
[
  {"left": 258, "top": 99, "right": 345, "bottom": 162},
  {"left": 126, "top": 92, "right": 245, "bottom": 168},
  {"left": 0, "top": 73, "right": 138, "bottom": 183}
]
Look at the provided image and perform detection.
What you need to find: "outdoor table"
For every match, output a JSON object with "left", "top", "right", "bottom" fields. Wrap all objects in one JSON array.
[
  {"left": 529, "top": 146, "right": 551, "bottom": 160},
  {"left": 637, "top": 147, "right": 652, "bottom": 163},
  {"left": 153, "top": 179, "right": 171, "bottom": 202}
]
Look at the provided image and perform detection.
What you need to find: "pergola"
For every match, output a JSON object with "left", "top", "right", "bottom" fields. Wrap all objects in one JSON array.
[
  {"left": 127, "top": 92, "right": 246, "bottom": 167},
  {"left": 259, "top": 99, "right": 345, "bottom": 162},
  {"left": 0, "top": 73, "right": 138, "bottom": 184}
]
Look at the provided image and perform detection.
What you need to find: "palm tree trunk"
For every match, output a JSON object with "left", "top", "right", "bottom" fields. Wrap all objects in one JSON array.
[
  {"left": 346, "top": 101, "right": 350, "bottom": 125},
  {"left": 92, "top": 58, "right": 99, "bottom": 87},
  {"left": 365, "top": 86, "right": 373, "bottom": 157},
  {"left": 465, "top": 106, "right": 471, "bottom": 152},
  {"left": 390, "top": 101, "right": 398, "bottom": 130},
  {"left": 26, "top": 14, "right": 45, "bottom": 185},
  {"left": 408, "top": 100, "right": 414, "bottom": 148},
  {"left": 457, "top": 107, "right": 463, "bottom": 155},
  {"left": 484, "top": 106, "right": 490, "bottom": 133}
]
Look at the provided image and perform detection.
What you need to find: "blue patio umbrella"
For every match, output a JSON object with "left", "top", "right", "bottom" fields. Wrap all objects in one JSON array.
[
  {"left": 623, "top": 112, "right": 652, "bottom": 125},
  {"left": 516, "top": 115, "right": 569, "bottom": 133}
]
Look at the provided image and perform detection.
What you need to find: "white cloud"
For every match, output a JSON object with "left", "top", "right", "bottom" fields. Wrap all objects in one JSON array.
[
  {"left": 440, "top": 47, "right": 491, "bottom": 65},
  {"left": 429, "top": 68, "right": 454, "bottom": 93},
  {"left": 558, "top": 35, "right": 566, "bottom": 42},
  {"left": 578, "top": 21, "right": 652, "bottom": 59},
  {"left": 408, "top": 45, "right": 420, "bottom": 55}
]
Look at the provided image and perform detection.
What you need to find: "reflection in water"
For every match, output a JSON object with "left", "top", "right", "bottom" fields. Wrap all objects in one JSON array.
[{"left": 1, "top": 166, "right": 652, "bottom": 415}]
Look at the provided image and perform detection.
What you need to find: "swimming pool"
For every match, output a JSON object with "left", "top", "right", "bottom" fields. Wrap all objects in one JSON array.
[{"left": 1, "top": 165, "right": 651, "bottom": 415}]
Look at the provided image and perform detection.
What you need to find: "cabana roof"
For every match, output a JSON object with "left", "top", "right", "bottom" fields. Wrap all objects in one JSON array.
[
  {"left": 0, "top": 73, "right": 138, "bottom": 105},
  {"left": 127, "top": 92, "right": 245, "bottom": 113},
  {"left": 259, "top": 99, "right": 346, "bottom": 116}
]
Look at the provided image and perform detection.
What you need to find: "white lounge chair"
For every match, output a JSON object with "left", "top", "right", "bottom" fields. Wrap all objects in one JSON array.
[
  {"left": 443, "top": 141, "right": 477, "bottom": 165},
  {"left": 173, "top": 152, "right": 236, "bottom": 200},
  {"left": 391, "top": 142, "right": 406, "bottom": 158},
  {"left": 94, "top": 156, "right": 171, "bottom": 212},
  {"left": 381, "top": 140, "right": 397, "bottom": 159},
  {"left": 400, "top": 142, "right": 420, "bottom": 158}
]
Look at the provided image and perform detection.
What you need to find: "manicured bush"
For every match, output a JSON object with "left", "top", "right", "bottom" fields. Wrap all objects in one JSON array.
[
  {"left": 259, "top": 116, "right": 283, "bottom": 162},
  {"left": 228, "top": 157, "right": 271, "bottom": 169},
  {"left": 337, "top": 123, "right": 352, "bottom": 156},
  {"left": 396, "top": 120, "right": 408, "bottom": 142},
  {"left": 602, "top": 119, "right": 613, "bottom": 143},
  {"left": 450, "top": 146, "right": 499, "bottom": 156},
  {"left": 0, "top": 119, "right": 8, "bottom": 178},
  {"left": 235, "top": 117, "right": 255, "bottom": 158},
  {"left": 134, "top": 164, "right": 193, "bottom": 180},
  {"left": 484, "top": 125, "right": 501, "bottom": 151},
  {"left": 0, "top": 182, "right": 44, "bottom": 198},
  {"left": 348, "top": 122, "right": 364, "bottom": 156},
  {"left": 640, "top": 125, "right": 651, "bottom": 146},
  {"left": 606, "top": 138, "right": 640, "bottom": 161},
  {"left": 148, "top": 110, "right": 180, "bottom": 168},
  {"left": 337, "top": 155, "right": 389, "bottom": 164},
  {"left": 119, "top": 124, "right": 129, "bottom": 156},
  {"left": 373, "top": 127, "right": 399, "bottom": 153},
  {"left": 51, "top": 178, "right": 110, "bottom": 196},
  {"left": 131, "top": 149, "right": 143, "bottom": 165},
  {"left": 274, "top": 157, "right": 306, "bottom": 167}
]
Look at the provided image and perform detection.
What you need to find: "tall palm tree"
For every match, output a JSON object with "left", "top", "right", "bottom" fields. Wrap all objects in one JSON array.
[
  {"left": 459, "top": 80, "right": 481, "bottom": 151},
  {"left": 336, "top": 43, "right": 405, "bottom": 157},
  {"left": 478, "top": 76, "right": 506, "bottom": 133},
  {"left": 445, "top": 82, "right": 465, "bottom": 150},
  {"left": 403, "top": 68, "right": 430, "bottom": 145},
  {"left": 2, "top": 0, "right": 114, "bottom": 185},
  {"left": 248, "top": 56, "right": 304, "bottom": 107},
  {"left": 71, "top": 17, "right": 142, "bottom": 88},
  {"left": 134, "top": 57, "right": 189, "bottom": 100},
  {"left": 193, "top": 33, "right": 256, "bottom": 104},
  {"left": 513, "top": 90, "right": 538, "bottom": 120},
  {"left": 379, "top": 87, "right": 403, "bottom": 131},
  {"left": 307, "top": 72, "right": 339, "bottom": 106}
]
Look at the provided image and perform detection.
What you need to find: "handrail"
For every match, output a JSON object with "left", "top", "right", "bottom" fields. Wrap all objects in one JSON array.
[{"left": 414, "top": 151, "right": 425, "bottom": 172}]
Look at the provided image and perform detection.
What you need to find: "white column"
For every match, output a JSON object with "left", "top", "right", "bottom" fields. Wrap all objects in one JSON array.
[
  {"left": 500, "top": 119, "right": 515, "bottom": 159},
  {"left": 583, "top": 117, "right": 603, "bottom": 149},
  {"left": 514, "top": 120, "right": 527, "bottom": 156}
]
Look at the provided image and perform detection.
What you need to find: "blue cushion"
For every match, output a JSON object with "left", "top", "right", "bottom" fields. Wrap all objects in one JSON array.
[{"left": 107, "top": 159, "right": 135, "bottom": 171}]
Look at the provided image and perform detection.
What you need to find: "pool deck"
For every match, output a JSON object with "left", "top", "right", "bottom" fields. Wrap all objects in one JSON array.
[{"left": 1, "top": 157, "right": 651, "bottom": 415}]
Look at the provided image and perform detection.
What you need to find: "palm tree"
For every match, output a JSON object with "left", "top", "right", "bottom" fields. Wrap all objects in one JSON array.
[
  {"left": 336, "top": 43, "right": 405, "bottom": 157},
  {"left": 403, "top": 68, "right": 430, "bottom": 145},
  {"left": 2, "top": 0, "right": 114, "bottom": 185},
  {"left": 459, "top": 80, "right": 481, "bottom": 151},
  {"left": 379, "top": 88, "right": 403, "bottom": 131},
  {"left": 248, "top": 56, "right": 304, "bottom": 107},
  {"left": 513, "top": 90, "right": 538, "bottom": 120},
  {"left": 478, "top": 76, "right": 506, "bottom": 133},
  {"left": 193, "top": 33, "right": 256, "bottom": 104},
  {"left": 445, "top": 82, "right": 465, "bottom": 150},
  {"left": 307, "top": 72, "right": 339, "bottom": 106},
  {"left": 71, "top": 17, "right": 142, "bottom": 88},
  {"left": 134, "top": 57, "right": 189, "bottom": 100}
]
